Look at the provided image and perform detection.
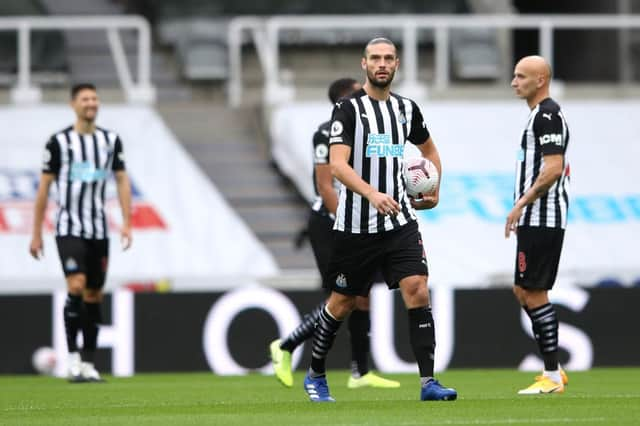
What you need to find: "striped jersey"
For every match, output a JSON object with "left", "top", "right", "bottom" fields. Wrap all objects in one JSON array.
[
  {"left": 41, "top": 126, "right": 126, "bottom": 239},
  {"left": 328, "top": 88, "right": 430, "bottom": 234},
  {"left": 514, "top": 97, "right": 570, "bottom": 229},
  {"left": 311, "top": 120, "right": 340, "bottom": 217}
]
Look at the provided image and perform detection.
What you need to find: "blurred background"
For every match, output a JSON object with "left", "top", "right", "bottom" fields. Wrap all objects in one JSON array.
[{"left": 1, "top": 0, "right": 639, "bottom": 377}]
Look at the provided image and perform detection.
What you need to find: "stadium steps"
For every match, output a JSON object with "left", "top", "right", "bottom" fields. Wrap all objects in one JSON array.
[
  {"left": 156, "top": 102, "right": 318, "bottom": 271},
  {"left": 40, "top": 0, "right": 188, "bottom": 101}
]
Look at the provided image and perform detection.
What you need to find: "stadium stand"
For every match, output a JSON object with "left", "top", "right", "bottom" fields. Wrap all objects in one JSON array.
[
  {"left": 0, "top": 1, "right": 67, "bottom": 86},
  {"left": 121, "top": 0, "right": 505, "bottom": 84},
  {"left": 35, "top": 0, "right": 186, "bottom": 99}
]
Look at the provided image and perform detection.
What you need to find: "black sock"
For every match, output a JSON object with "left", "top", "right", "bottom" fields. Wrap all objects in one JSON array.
[
  {"left": 408, "top": 306, "right": 435, "bottom": 378},
  {"left": 310, "top": 305, "right": 342, "bottom": 376},
  {"left": 281, "top": 303, "right": 323, "bottom": 352},
  {"left": 348, "top": 309, "right": 370, "bottom": 377},
  {"left": 64, "top": 294, "right": 84, "bottom": 353},
  {"left": 82, "top": 302, "right": 102, "bottom": 363},
  {"left": 527, "top": 303, "right": 559, "bottom": 371}
]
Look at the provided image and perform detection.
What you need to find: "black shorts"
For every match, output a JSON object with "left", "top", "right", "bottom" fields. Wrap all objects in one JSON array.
[
  {"left": 515, "top": 226, "right": 565, "bottom": 290},
  {"left": 327, "top": 220, "right": 428, "bottom": 296},
  {"left": 307, "top": 210, "right": 335, "bottom": 289},
  {"left": 55, "top": 236, "right": 109, "bottom": 289}
]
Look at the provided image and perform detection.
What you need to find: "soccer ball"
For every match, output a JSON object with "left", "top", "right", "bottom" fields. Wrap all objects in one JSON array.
[
  {"left": 403, "top": 157, "right": 439, "bottom": 199},
  {"left": 32, "top": 346, "right": 57, "bottom": 375}
]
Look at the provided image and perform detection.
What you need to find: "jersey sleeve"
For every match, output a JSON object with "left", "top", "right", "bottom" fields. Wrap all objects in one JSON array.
[
  {"left": 112, "top": 136, "right": 126, "bottom": 171},
  {"left": 41, "top": 137, "right": 61, "bottom": 174},
  {"left": 533, "top": 110, "right": 565, "bottom": 155},
  {"left": 328, "top": 100, "right": 356, "bottom": 147},
  {"left": 312, "top": 126, "right": 330, "bottom": 165},
  {"left": 407, "top": 101, "right": 430, "bottom": 145}
]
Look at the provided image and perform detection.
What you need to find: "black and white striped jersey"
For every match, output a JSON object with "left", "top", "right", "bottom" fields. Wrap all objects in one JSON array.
[
  {"left": 328, "top": 88, "right": 430, "bottom": 234},
  {"left": 515, "top": 97, "right": 570, "bottom": 229},
  {"left": 311, "top": 120, "right": 340, "bottom": 217},
  {"left": 41, "top": 126, "right": 126, "bottom": 239}
]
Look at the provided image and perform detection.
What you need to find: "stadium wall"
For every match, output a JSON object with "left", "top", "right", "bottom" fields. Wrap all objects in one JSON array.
[{"left": 2, "top": 284, "right": 639, "bottom": 375}]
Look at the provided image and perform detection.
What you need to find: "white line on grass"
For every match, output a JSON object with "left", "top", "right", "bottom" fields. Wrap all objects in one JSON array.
[
  {"left": 461, "top": 394, "right": 640, "bottom": 400},
  {"left": 349, "top": 418, "right": 609, "bottom": 425}
]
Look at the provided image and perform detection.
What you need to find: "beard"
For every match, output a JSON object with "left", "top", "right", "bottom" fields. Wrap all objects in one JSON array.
[
  {"left": 81, "top": 109, "right": 97, "bottom": 122},
  {"left": 367, "top": 68, "right": 395, "bottom": 88}
]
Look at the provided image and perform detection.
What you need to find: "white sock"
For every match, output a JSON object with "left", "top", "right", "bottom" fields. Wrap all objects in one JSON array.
[{"left": 543, "top": 369, "right": 562, "bottom": 384}]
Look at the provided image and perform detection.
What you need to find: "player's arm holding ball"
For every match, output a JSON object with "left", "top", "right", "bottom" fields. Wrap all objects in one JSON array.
[
  {"left": 329, "top": 101, "right": 400, "bottom": 216},
  {"left": 409, "top": 104, "right": 442, "bottom": 211}
]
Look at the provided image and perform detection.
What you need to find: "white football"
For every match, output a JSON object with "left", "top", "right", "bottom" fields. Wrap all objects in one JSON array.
[
  {"left": 32, "top": 346, "right": 57, "bottom": 375},
  {"left": 404, "top": 157, "right": 439, "bottom": 198}
]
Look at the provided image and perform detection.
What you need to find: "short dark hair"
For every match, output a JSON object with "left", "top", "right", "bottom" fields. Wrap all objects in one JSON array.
[
  {"left": 328, "top": 78, "right": 358, "bottom": 104},
  {"left": 71, "top": 83, "right": 97, "bottom": 99},
  {"left": 363, "top": 37, "right": 396, "bottom": 58}
]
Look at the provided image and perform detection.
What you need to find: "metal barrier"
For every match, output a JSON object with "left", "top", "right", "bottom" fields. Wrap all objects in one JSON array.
[
  {"left": 227, "top": 14, "right": 640, "bottom": 107},
  {"left": 0, "top": 15, "right": 155, "bottom": 104}
]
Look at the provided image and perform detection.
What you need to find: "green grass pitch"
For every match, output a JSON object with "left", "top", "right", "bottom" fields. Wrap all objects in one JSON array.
[{"left": 1, "top": 368, "right": 639, "bottom": 425}]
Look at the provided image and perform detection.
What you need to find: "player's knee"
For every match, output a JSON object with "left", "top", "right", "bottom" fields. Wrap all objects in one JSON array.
[
  {"left": 400, "top": 275, "right": 429, "bottom": 308},
  {"left": 522, "top": 289, "right": 548, "bottom": 308},
  {"left": 66, "top": 274, "right": 86, "bottom": 294},
  {"left": 327, "top": 294, "right": 356, "bottom": 320},
  {"left": 83, "top": 288, "right": 103, "bottom": 303}
]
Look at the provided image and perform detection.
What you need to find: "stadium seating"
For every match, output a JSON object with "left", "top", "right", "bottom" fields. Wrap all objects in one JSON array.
[
  {"left": 123, "top": 0, "right": 502, "bottom": 82},
  {"left": 0, "top": 0, "right": 68, "bottom": 86}
]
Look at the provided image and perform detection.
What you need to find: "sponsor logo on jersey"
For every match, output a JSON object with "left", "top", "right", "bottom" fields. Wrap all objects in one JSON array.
[
  {"left": 539, "top": 134, "right": 563, "bottom": 146},
  {"left": 70, "top": 161, "right": 108, "bottom": 182},
  {"left": 366, "top": 133, "right": 404, "bottom": 157}
]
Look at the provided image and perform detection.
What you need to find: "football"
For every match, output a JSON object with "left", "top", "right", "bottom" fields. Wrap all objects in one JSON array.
[
  {"left": 403, "top": 157, "right": 439, "bottom": 199},
  {"left": 32, "top": 346, "right": 57, "bottom": 375}
]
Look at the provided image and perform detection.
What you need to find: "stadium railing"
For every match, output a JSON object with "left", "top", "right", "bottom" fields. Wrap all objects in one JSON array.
[
  {"left": 0, "top": 15, "right": 156, "bottom": 104},
  {"left": 227, "top": 14, "right": 640, "bottom": 107}
]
